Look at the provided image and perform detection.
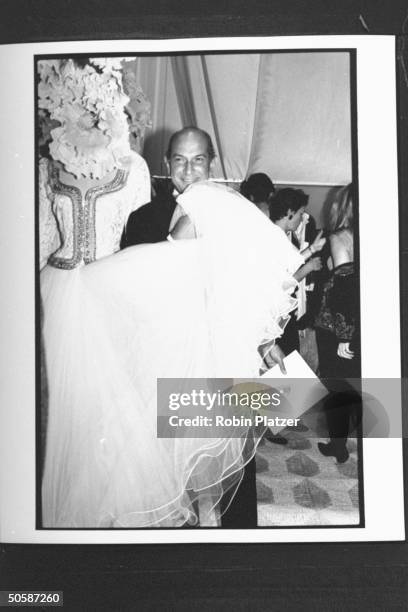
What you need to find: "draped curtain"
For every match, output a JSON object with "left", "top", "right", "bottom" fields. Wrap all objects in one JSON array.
[{"left": 132, "top": 52, "right": 351, "bottom": 186}]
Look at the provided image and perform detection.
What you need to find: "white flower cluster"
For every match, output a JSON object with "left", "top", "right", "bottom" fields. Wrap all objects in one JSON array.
[
  {"left": 122, "top": 61, "right": 152, "bottom": 153},
  {"left": 38, "top": 58, "right": 132, "bottom": 179}
]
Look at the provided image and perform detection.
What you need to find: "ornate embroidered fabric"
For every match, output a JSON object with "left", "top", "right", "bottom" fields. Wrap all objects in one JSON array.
[{"left": 39, "top": 152, "right": 150, "bottom": 269}]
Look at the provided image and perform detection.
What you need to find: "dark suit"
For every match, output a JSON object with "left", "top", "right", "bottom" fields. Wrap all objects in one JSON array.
[
  {"left": 220, "top": 455, "right": 257, "bottom": 528},
  {"left": 121, "top": 191, "right": 177, "bottom": 248},
  {"left": 121, "top": 184, "right": 258, "bottom": 528}
]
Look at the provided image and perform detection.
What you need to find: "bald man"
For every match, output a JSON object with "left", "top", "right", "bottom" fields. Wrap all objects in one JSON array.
[{"left": 121, "top": 127, "right": 215, "bottom": 247}]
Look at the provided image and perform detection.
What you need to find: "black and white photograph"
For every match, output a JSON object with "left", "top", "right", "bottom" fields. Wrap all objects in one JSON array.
[
  {"left": 37, "top": 50, "right": 364, "bottom": 530},
  {"left": 0, "top": 35, "right": 404, "bottom": 544},
  {"left": 1, "top": 0, "right": 408, "bottom": 603}
]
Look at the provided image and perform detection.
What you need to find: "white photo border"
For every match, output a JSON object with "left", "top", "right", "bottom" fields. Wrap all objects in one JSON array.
[{"left": 0, "top": 35, "right": 404, "bottom": 543}]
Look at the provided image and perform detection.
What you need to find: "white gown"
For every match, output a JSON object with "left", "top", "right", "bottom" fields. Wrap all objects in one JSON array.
[{"left": 40, "top": 174, "right": 303, "bottom": 528}]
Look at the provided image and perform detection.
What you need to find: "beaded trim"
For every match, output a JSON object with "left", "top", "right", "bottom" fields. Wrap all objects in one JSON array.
[
  {"left": 47, "top": 163, "right": 128, "bottom": 269},
  {"left": 83, "top": 168, "right": 128, "bottom": 264},
  {"left": 48, "top": 162, "right": 84, "bottom": 270}
]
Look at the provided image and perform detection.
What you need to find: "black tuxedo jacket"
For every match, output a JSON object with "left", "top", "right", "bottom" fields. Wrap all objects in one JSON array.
[{"left": 121, "top": 191, "right": 177, "bottom": 247}]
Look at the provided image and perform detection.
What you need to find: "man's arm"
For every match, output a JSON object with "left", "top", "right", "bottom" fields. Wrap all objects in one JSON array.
[
  {"left": 121, "top": 206, "right": 151, "bottom": 248},
  {"left": 169, "top": 214, "right": 196, "bottom": 240},
  {"left": 122, "top": 194, "right": 178, "bottom": 248}
]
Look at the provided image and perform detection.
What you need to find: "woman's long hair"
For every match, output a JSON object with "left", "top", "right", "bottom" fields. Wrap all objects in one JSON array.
[{"left": 327, "top": 183, "right": 353, "bottom": 233}]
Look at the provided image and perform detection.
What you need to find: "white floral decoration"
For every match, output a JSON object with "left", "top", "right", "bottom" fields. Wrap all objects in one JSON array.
[
  {"left": 38, "top": 58, "right": 132, "bottom": 179},
  {"left": 89, "top": 57, "right": 125, "bottom": 74},
  {"left": 122, "top": 60, "right": 152, "bottom": 154}
]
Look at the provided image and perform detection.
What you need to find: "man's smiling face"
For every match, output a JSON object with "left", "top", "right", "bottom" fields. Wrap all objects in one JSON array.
[{"left": 166, "top": 130, "right": 213, "bottom": 194}]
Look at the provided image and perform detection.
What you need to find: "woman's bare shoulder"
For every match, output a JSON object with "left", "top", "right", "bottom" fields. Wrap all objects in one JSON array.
[
  {"left": 329, "top": 229, "right": 353, "bottom": 265},
  {"left": 330, "top": 228, "right": 352, "bottom": 240},
  {"left": 330, "top": 229, "right": 352, "bottom": 248}
]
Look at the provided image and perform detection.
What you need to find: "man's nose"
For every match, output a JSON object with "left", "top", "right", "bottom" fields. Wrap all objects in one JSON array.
[{"left": 184, "top": 160, "right": 193, "bottom": 174}]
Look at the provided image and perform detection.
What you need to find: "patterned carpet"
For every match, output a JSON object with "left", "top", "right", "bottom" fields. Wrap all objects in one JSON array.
[
  {"left": 256, "top": 417, "right": 361, "bottom": 527},
  {"left": 254, "top": 328, "right": 362, "bottom": 528}
]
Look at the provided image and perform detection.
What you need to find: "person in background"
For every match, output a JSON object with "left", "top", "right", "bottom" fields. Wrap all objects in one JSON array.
[
  {"left": 269, "top": 188, "right": 326, "bottom": 356},
  {"left": 241, "top": 178, "right": 307, "bottom": 444},
  {"left": 240, "top": 172, "right": 275, "bottom": 216},
  {"left": 292, "top": 207, "right": 320, "bottom": 332},
  {"left": 266, "top": 188, "right": 327, "bottom": 438},
  {"left": 314, "top": 184, "right": 360, "bottom": 463}
]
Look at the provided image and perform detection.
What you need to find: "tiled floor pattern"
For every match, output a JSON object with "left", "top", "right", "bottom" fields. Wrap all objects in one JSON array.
[{"left": 256, "top": 430, "right": 360, "bottom": 526}]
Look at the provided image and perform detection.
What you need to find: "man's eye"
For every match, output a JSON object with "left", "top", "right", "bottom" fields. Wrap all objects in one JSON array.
[{"left": 194, "top": 156, "right": 205, "bottom": 164}]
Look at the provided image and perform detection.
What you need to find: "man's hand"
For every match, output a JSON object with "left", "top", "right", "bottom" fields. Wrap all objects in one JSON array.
[
  {"left": 337, "top": 342, "right": 354, "bottom": 359},
  {"left": 311, "top": 230, "right": 326, "bottom": 254},
  {"left": 259, "top": 342, "right": 287, "bottom": 374},
  {"left": 170, "top": 214, "right": 195, "bottom": 239},
  {"left": 306, "top": 256, "right": 323, "bottom": 272}
]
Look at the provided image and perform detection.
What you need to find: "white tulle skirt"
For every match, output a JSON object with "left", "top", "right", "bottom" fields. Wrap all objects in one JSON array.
[{"left": 41, "top": 239, "right": 281, "bottom": 528}]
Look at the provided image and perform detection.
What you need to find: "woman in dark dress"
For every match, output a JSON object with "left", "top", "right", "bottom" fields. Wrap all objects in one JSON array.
[{"left": 315, "top": 184, "right": 361, "bottom": 463}]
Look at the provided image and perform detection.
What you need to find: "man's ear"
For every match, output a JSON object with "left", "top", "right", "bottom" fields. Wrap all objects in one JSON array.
[
  {"left": 209, "top": 156, "right": 217, "bottom": 176},
  {"left": 164, "top": 156, "right": 170, "bottom": 175}
]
